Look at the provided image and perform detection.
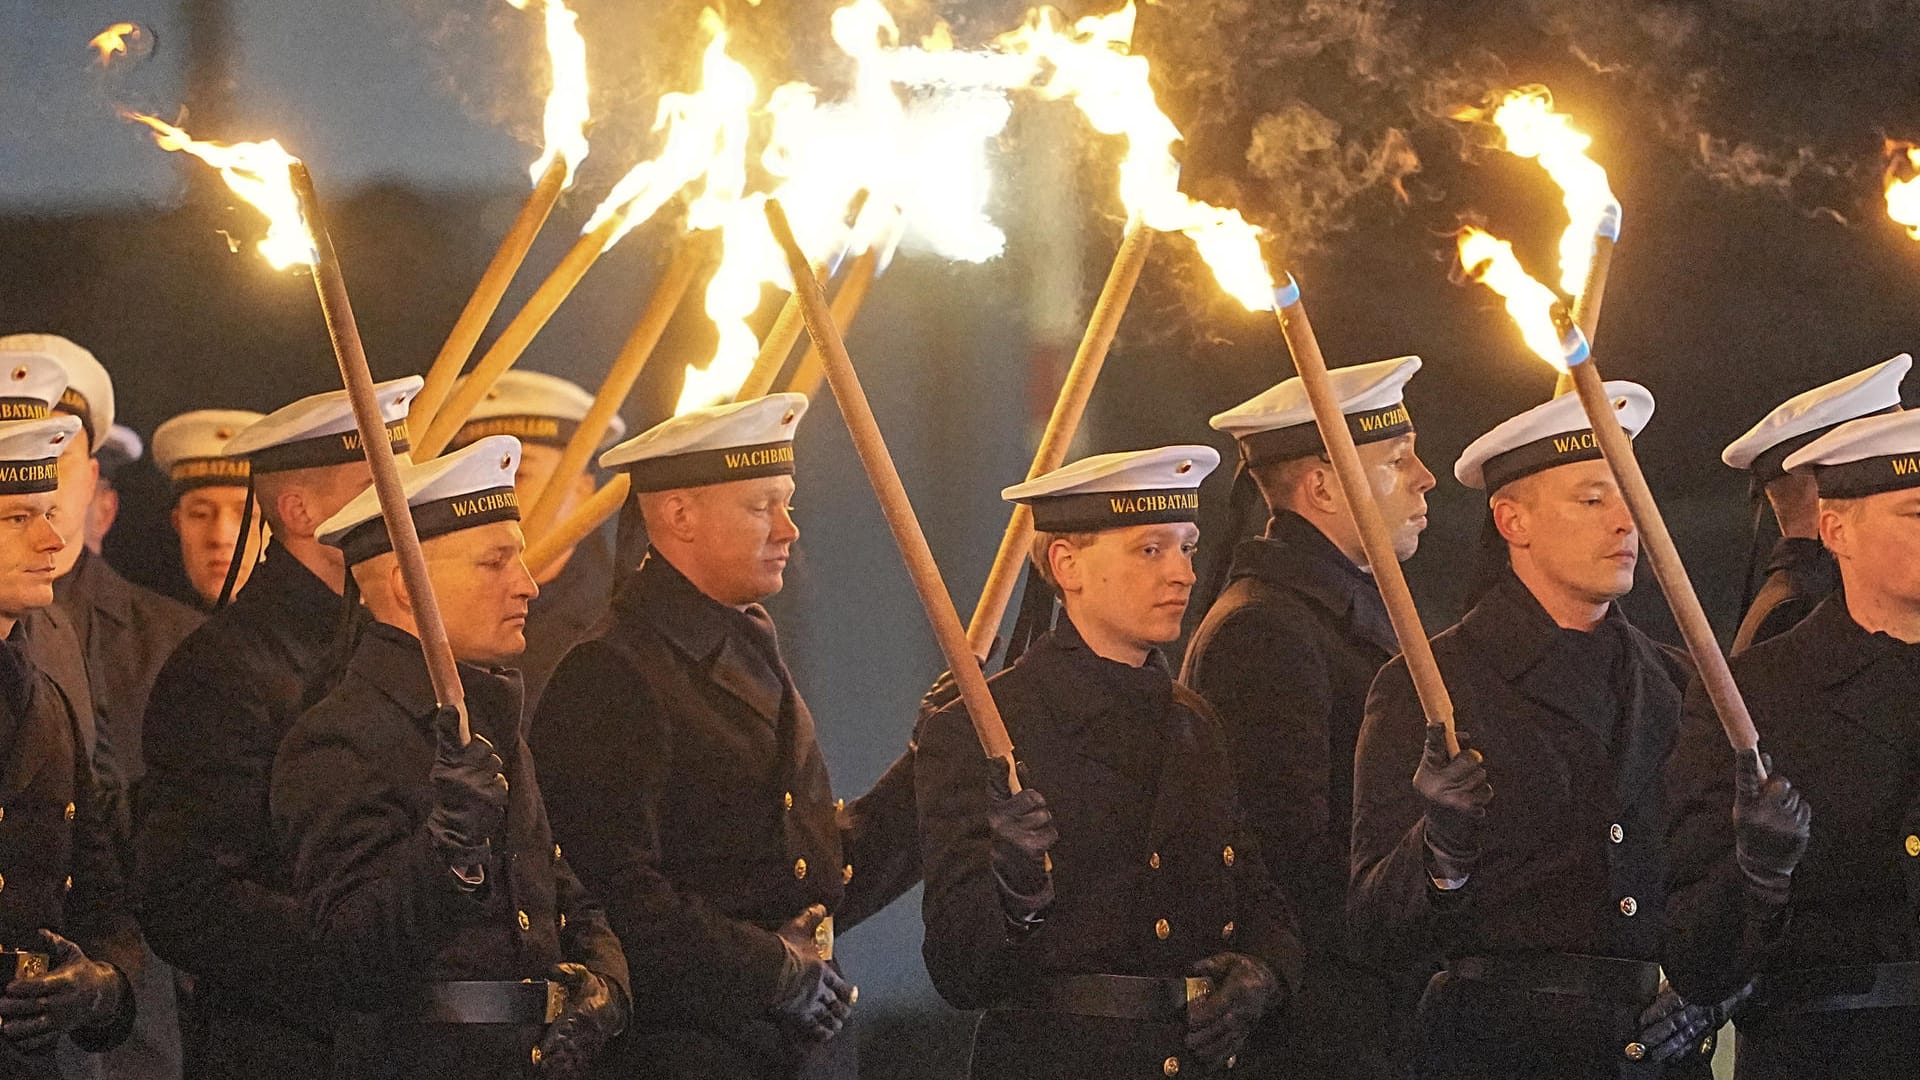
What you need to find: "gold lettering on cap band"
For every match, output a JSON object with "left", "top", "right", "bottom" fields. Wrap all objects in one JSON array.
[
  {"left": 450, "top": 491, "right": 518, "bottom": 517},
  {"left": 723, "top": 445, "right": 796, "bottom": 471}
]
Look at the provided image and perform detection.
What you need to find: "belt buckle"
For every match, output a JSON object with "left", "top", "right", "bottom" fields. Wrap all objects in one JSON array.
[
  {"left": 542, "top": 979, "right": 567, "bottom": 1024},
  {"left": 813, "top": 915, "right": 835, "bottom": 961},
  {"left": 1185, "top": 977, "right": 1215, "bottom": 1004}
]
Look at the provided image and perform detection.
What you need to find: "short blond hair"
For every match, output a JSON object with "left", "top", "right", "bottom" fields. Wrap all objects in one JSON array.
[{"left": 1028, "top": 529, "right": 1100, "bottom": 594}]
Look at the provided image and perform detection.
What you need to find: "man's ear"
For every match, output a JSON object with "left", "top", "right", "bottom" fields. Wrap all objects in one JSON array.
[
  {"left": 1049, "top": 537, "right": 1082, "bottom": 596},
  {"left": 271, "top": 485, "right": 313, "bottom": 539},
  {"left": 387, "top": 558, "right": 411, "bottom": 611},
  {"left": 1492, "top": 496, "right": 1528, "bottom": 549},
  {"left": 658, "top": 489, "right": 702, "bottom": 544},
  {"left": 1817, "top": 503, "right": 1850, "bottom": 562},
  {"left": 1302, "top": 461, "right": 1341, "bottom": 516}
]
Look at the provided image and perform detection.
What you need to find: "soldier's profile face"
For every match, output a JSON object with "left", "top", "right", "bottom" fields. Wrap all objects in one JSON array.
[
  {"left": 681, "top": 475, "right": 799, "bottom": 606},
  {"left": 1498, "top": 459, "right": 1638, "bottom": 606},
  {"left": 46, "top": 434, "right": 95, "bottom": 580},
  {"left": 1823, "top": 490, "right": 1920, "bottom": 613},
  {"left": 1355, "top": 433, "right": 1435, "bottom": 562},
  {"left": 172, "top": 486, "right": 259, "bottom": 604},
  {"left": 1054, "top": 522, "right": 1199, "bottom": 651},
  {"left": 423, "top": 520, "right": 538, "bottom": 665},
  {"left": 0, "top": 491, "right": 64, "bottom": 618}
]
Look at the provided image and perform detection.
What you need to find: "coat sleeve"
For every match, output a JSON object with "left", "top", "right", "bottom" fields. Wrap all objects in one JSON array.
[
  {"left": 529, "top": 640, "right": 788, "bottom": 1033},
  {"left": 1663, "top": 672, "right": 1783, "bottom": 1002},
  {"left": 61, "top": 682, "right": 142, "bottom": 1052},
  {"left": 133, "top": 644, "right": 339, "bottom": 1024},
  {"left": 913, "top": 699, "right": 1045, "bottom": 1010},
  {"left": 552, "top": 848, "right": 631, "bottom": 1012},
  {"left": 835, "top": 734, "right": 923, "bottom": 931},
  {"left": 1185, "top": 605, "right": 1341, "bottom": 944},
  {"left": 1347, "top": 657, "right": 1469, "bottom": 969}
]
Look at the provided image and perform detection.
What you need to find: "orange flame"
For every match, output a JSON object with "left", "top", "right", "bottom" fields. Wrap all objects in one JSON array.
[
  {"left": 89, "top": 23, "right": 145, "bottom": 66},
  {"left": 121, "top": 113, "right": 315, "bottom": 269},
  {"left": 1457, "top": 226, "right": 1579, "bottom": 373},
  {"left": 506, "top": 0, "right": 591, "bottom": 187},
  {"left": 1885, "top": 141, "right": 1920, "bottom": 240},
  {"left": 1473, "top": 87, "right": 1620, "bottom": 296}
]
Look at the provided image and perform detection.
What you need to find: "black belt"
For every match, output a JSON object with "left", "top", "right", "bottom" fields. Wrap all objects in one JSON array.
[
  {"left": 999, "top": 974, "right": 1214, "bottom": 1022},
  {"left": 1753, "top": 962, "right": 1920, "bottom": 1015},
  {"left": 1449, "top": 954, "right": 1663, "bottom": 1006},
  {"left": 409, "top": 980, "right": 566, "bottom": 1025}
]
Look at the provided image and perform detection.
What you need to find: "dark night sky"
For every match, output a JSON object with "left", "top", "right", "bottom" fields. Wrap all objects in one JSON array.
[{"left": 7, "top": 2, "right": 1920, "bottom": 1074}]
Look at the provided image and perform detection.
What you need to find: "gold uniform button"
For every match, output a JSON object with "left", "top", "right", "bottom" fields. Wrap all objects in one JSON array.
[
  {"left": 1624, "top": 1041, "right": 1647, "bottom": 1061},
  {"left": 1149, "top": 852, "right": 1161, "bottom": 870},
  {"left": 1222, "top": 845, "right": 1235, "bottom": 868},
  {"left": 784, "top": 792, "right": 794, "bottom": 811},
  {"left": 1227, "top": 1055, "right": 1237, "bottom": 1070},
  {"left": 558, "top": 913, "right": 567, "bottom": 930},
  {"left": 553, "top": 844, "right": 562, "bottom": 861},
  {"left": 516, "top": 910, "right": 531, "bottom": 932},
  {"left": 530, "top": 1046, "right": 542, "bottom": 1067},
  {"left": 1610, "top": 824, "right": 1625, "bottom": 844},
  {"left": 64, "top": 802, "right": 75, "bottom": 821},
  {"left": 0, "top": 806, "right": 7, "bottom": 822},
  {"left": 1700, "top": 1034, "right": 1716, "bottom": 1055},
  {"left": 1619, "top": 897, "right": 1638, "bottom": 917},
  {"left": 842, "top": 864, "right": 854, "bottom": 884},
  {"left": 64, "top": 876, "right": 72, "bottom": 892},
  {"left": 1154, "top": 918, "right": 1170, "bottom": 941},
  {"left": 1163, "top": 1056, "right": 1180, "bottom": 1076},
  {"left": 1222, "top": 920, "right": 1235, "bottom": 940},
  {"left": 835, "top": 799, "right": 845, "bottom": 813},
  {"left": 1906, "top": 834, "right": 1919, "bottom": 858},
  {"left": 0, "top": 872, "right": 6, "bottom": 893},
  {"left": 794, "top": 858, "right": 808, "bottom": 880}
]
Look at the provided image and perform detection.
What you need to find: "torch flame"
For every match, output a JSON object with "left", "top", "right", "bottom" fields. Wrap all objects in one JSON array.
[
  {"left": 1479, "top": 87, "right": 1620, "bottom": 297},
  {"left": 89, "top": 23, "right": 144, "bottom": 66},
  {"left": 122, "top": 112, "right": 316, "bottom": 270},
  {"left": 1884, "top": 141, "right": 1920, "bottom": 240},
  {"left": 1457, "top": 226, "right": 1580, "bottom": 373},
  {"left": 506, "top": 0, "right": 591, "bottom": 187}
]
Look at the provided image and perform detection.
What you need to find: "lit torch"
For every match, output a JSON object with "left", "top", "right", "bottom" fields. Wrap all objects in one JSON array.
[
  {"left": 89, "top": 23, "right": 150, "bottom": 67},
  {"left": 1457, "top": 226, "right": 1761, "bottom": 761},
  {"left": 410, "top": 0, "right": 593, "bottom": 437},
  {"left": 1884, "top": 140, "right": 1920, "bottom": 239},
  {"left": 122, "top": 116, "right": 473, "bottom": 742}
]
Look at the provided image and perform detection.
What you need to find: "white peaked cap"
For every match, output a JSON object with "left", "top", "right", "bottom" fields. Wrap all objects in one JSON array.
[
  {"left": 1210, "top": 356, "right": 1421, "bottom": 466},
  {"left": 600, "top": 393, "right": 807, "bottom": 492},
  {"left": 1003, "top": 444, "right": 1221, "bottom": 533},
  {"left": 154, "top": 410, "right": 265, "bottom": 491},
  {"left": 1721, "top": 353, "right": 1909, "bottom": 478},
  {"left": 0, "top": 334, "right": 114, "bottom": 450},
  {"left": 225, "top": 376, "right": 422, "bottom": 474},
  {"left": 1783, "top": 410, "right": 1920, "bottom": 498},
  {"left": 1455, "top": 381, "right": 1655, "bottom": 491},
  {"left": 0, "top": 415, "right": 84, "bottom": 496},
  {"left": 450, "top": 369, "right": 627, "bottom": 450},
  {"left": 318, "top": 434, "right": 523, "bottom": 565}
]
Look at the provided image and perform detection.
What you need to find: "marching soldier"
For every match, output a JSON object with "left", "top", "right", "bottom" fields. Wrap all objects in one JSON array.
[
  {"left": 1721, "top": 353, "right": 1907, "bottom": 654},
  {"left": 1666, "top": 410, "right": 1920, "bottom": 1078},
  {"left": 0, "top": 416, "right": 142, "bottom": 1078},
  {"left": 152, "top": 411, "right": 266, "bottom": 609},
  {"left": 918, "top": 445, "right": 1302, "bottom": 1079},
  {"left": 272, "top": 435, "right": 629, "bottom": 1078},
  {"left": 84, "top": 426, "right": 142, "bottom": 558},
  {"left": 135, "top": 378, "right": 420, "bottom": 1079},
  {"left": 444, "top": 371, "right": 624, "bottom": 706},
  {"left": 1349, "top": 385, "right": 1729, "bottom": 1079},
  {"left": 530, "top": 394, "right": 920, "bottom": 1079},
  {"left": 1183, "top": 356, "right": 1432, "bottom": 1078}
]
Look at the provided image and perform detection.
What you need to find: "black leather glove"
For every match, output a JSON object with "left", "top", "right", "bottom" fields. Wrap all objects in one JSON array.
[
  {"left": 1185, "top": 952, "right": 1279, "bottom": 1069},
  {"left": 0, "top": 931, "right": 128, "bottom": 1052},
  {"left": 1413, "top": 724, "right": 1491, "bottom": 881},
  {"left": 985, "top": 758, "right": 1056, "bottom": 928},
  {"left": 1733, "top": 749, "right": 1810, "bottom": 907},
  {"left": 917, "top": 646, "right": 994, "bottom": 727},
  {"left": 533, "top": 962, "right": 627, "bottom": 1078},
  {"left": 770, "top": 905, "right": 854, "bottom": 1043},
  {"left": 1627, "top": 980, "right": 1718, "bottom": 1063},
  {"left": 424, "top": 706, "right": 510, "bottom": 883}
]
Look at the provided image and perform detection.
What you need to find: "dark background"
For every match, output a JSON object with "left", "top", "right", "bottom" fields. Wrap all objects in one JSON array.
[{"left": 8, "top": 1, "right": 1920, "bottom": 1074}]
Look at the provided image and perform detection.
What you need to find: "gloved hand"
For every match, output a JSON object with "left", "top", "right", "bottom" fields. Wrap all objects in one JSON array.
[
  {"left": 533, "top": 962, "right": 627, "bottom": 1078},
  {"left": 0, "top": 931, "right": 127, "bottom": 1052},
  {"left": 424, "top": 706, "right": 509, "bottom": 882},
  {"left": 1733, "top": 749, "right": 1810, "bottom": 907},
  {"left": 985, "top": 758, "right": 1056, "bottom": 928},
  {"left": 770, "top": 905, "right": 854, "bottom": 1043},
  {"left": 1631, "top": 979, "right": 1747, "bottom": 1063},
  {"left": 1185, "top": 952, "right": 1279, "bottom": 1070},
  {"left": 916, "top": 645, "right": 994, "bottom": 727},
  {"left": 1413, "top": 724, "right": 1491, "bottom": 882}
]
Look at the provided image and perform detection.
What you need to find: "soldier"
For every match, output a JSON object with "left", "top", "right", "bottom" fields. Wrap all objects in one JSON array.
[
  {"left": 152, "top": 411, "right": 266, "bottom": 609},
  {"left": 0, "top": 416, "right": 142, "bottom": 1078},
  {"left": 530, "top": 393, "right": 920, "bottom": 1079},
  {"left": 1666, "top": 409, "right": 1920, "bottom": 1078},
  {"left": 1183, "top": 356, "right": 1431, "bottom": 1078},
  {"left": 444, "top": 371, "right": 624, "bottom": 706},
  {"left": 134, "top": 377, "right": 419, "bottom": 1079},
  {"left": 918, "top": 445, "right": 1301, "bottom": 1079},
  {"left": 1350, "top": 384, "right": 1730, "bottom": 1079},
  {"left": 271, "top": 435, "right": 629, "bottom": 1078},
  {"left": 1721, "top": 353, "right": 1907, "bottom": 654},
  {"left": 84, "top": 426, "right": 142, "bottom": 557}
]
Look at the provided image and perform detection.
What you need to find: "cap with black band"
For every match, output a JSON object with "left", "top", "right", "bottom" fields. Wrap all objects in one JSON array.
[
  {"left": 599, "top": 393, "right": 806, "bottom": 492},
  {"left": 1455, "top": 381, "right": 1655, "bottom": 492},
  {"left": 1784, "top": 410, "right": 1920, "bottom": 499},
  {"left": 1003, "top": 445, "right": 1221, "bottom": 533},
  {"left": 154, "top": 410, "right": 263, "bottom": 494},
  {"left": 318, "top": 435, "right": 523, "bottom": 566}
]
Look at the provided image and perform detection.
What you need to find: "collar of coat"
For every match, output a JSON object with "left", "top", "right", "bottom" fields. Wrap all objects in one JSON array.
[
  {"left": 1019, "top": 612, "right": 1176, "bottom": 726},
  {"left": 236, "top": 539, "right": 351, "bottom": 635},
  {"left": 1225, "top": 509, "right": 1396, "bottom": 652},
  {"left": 1790, "top": 593, "right": 1920, "bottom": 689},
  {"left": 345, "top": 619, "right": 525, "bottom": 743},
  {"left": 1457, "top": 570, "right": 1649, "bottom": 681},
  {"left": 611, "top": 549, "right": 791, "bottom": 724}
]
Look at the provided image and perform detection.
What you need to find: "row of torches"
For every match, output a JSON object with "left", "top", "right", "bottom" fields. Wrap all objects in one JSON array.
[{"left": 81, "top": 2, "right": 1919, "bottom": 768}]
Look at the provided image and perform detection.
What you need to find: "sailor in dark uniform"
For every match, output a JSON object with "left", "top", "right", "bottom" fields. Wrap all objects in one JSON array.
[
  {"left": 1183, "top": 356, "right": 1432, "bottom": 1078},
  {"left": 1721, "top": 354, "right": 1907, "bottom": 654},
  {"left": 272, "top": 434, "right": 629, "bottom": 1078},
  {"left": 1666, "top": 409, "right": 1920, "bottom": 1079},
  {"left": 1350, "top": 383, "right": 1731, "bottom": 1079},
  {"left": 154, "top": 410, "right": 267, "bottom": 609},
  {"left": 134, "top": 378, "right": 420, "bottom": 1079},
  {"left": 0, "top": 416, "right": 142, "bottom": 1078},
  {"left": 530, "top": 394, "right": 920, "bottom": 1079},
  {"left": 919, "top": 445, "right": 1302, "bottom": 1079},
  {"left": 444, "top": 371, "right": 624, "bottom": 708}
]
